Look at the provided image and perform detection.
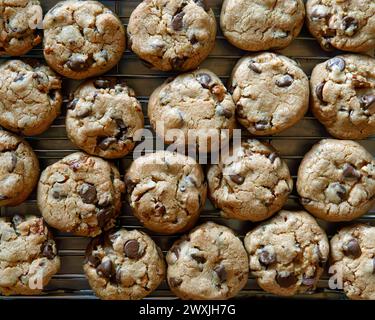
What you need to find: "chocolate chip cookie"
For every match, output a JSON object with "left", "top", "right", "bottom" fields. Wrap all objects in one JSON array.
[
  {"left": 166, "top": 222, "right": 248, "bottom": 300},
  {"left": 207, "top": 139, "right": 293, "bottom": 221},
  {"left": 0, "top": 130, "right": 39, "bottom": 207},
  {"left": 229, "top": 52, "right": 309, "bottom": 136},
  {"left": 0, "top": 60, "right": 62, "bottom": 136},
  {"left": 127, "top": 0, "right": 216, "bottom": 71},
  {"left": 37, "top": 152, "right": 125, "bottom": 237},
  {"left": 330, "top": 224, "right": 375, "bottom": 300},
  {"left": 0, "top": 215, "right": 60, "bottom": 295},
  {"left": 306, "top": 0, "right": 375, "bottom": 52},
  {"left": 310, "top": 54, "right": 375, "bottom": 140},
  {"left": 297, "top": 139, "right": 375, "bottom": 221},
  {"left": 125, "top": 151, "right": 206, "bottom": 234},
  {"left": 244, "top": 210, "right": 329, "bottom": 296},
  {"left": 66, "top": 78, "right": 144, "bottom": 159},
  {"left": 43, "top": 0, "right": 125, "bottom": 79},
  {"left": 148, "top": 69, "right": 236, "bottom": 153},
  {"left": 220, "top": 0, "right": 305, "bottom": 51},
  {"left": 0, "top": 0, "right": 42, "bottom": 56},
  {"left": 84, "top": 228, "right": 166, "bottom": 300}
]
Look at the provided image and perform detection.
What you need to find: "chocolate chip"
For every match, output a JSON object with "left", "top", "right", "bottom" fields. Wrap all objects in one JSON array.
[
  {"left": 12, "top": 214, "right": 24, "bottom": 228},
  {"left": 14, "top": 74, "right": 25, "bottom": 82},
  {"left": 87, "top": 254, "right": 101, "bottom": 267},
  {"left": 172, "top": 11, "right": 185, "bottom": 31},
  {"left": 248, "top": 60, "right": 262, "bottom": 74},
  {"left": 179, "top": 184, "right": 186, "bottom": 192},
  {"left": 124, "top": 239, "right": 142, "bottom": 259},
  {"left": 66, "top": 55, "right": 93, "bottom": 71},
  {"left": 315, "top": 82, "right": 326, "bottom": 104},
  {"left": 196, "top": 73, "right": 212, "bottom": 89},
  {"left": 155, "top": 203, "right": 166, "bottom": 216},
  {"left": 214, "top": 265, "right": 227, "bottom": 282},
  {"left": 255, "top": 120, "right": 268, "bottom": 130},
  {"left": 302, "top": 276, "right": 316, "bottom": 287},
  {"left": 79, "top": 183, "right": 97, "bottom": 204},
  {"left": 171, "top": 246, "right": 180, "bottom": 259},
  {"left": 194, "top": 0, "right": 209, "bottom": 11},
  {"left": 96, "top": 260, "right": 115, "bottom": 278},
  {"left": 342, "top": 16, "right": 358, "bottom": 34},
  {"left": 171, "top": 57, "right": 186, "bottom": 69},
  {"left": 230, "top": 174, "right": 244, "bottom": 185},
  {"left": 268, "top": 153, "right": 278, "bottom": 164},
  {"left": 115, "top": 268, "right": 122, "bottom": 284},
  {"left": 115, "top": 119, "right": 128, "bottom": 140},
  {"left": 97, "top": 137, "right": 117, "bottom": 150},
  {"left": 216, "top": 106, "right": 233, "bottom": 118},
  {"left": 334, "top": 183, "right": 347, "bottom": 200},
  {"left": 189, "top": 34, "right": 198, "bottom": 44},
  {"left": 276, "top": 74, "right": 294, "bottom": 87},
  {"left": 276, "top": 272, "right": 298, "bottom": 288},
  {"left": 326, "top": 57, "right": 346, "bottom": 72},
  {"left": 359, "top": 95, "right": 375, "bottom": 115},
  {"left": 41, "top": 240, "right": 56, "bottom": 260},
  {"left": 0, "top": 195, "right": 9, "bottom": 201},
  {"left": 343, "top": 239, "right": 362, "bottom": 259},
  {"left": 169, "top": 277, "right": 183, "bottom": 287},
  {"left": 96, "top": 207, "right": 113, "bottom": 227},
  {"left": 258, "top": 249, "right": 276, "bottom": 266},
  {"left": 191, "top": 253, "right": 206, "bottom": 264},
  {"left": 94, "top": 79, "right": 112, "bottom": 89},
  {"left": 342, "top": 164, "right": 361, "bottom": 180},
  {"left": 67, "top": 98, "right": 78, "bottom": 110}
]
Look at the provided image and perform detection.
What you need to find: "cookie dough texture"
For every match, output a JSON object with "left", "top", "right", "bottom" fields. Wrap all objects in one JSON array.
[
  {"left": 220, "top": 0, "right": 305, "bottom": 51},
  {"left": 0, "top": 0, "right": 42, "bottom": 56},
  {"left": 84, "top": 228, "right": 166, "bottom": 300},
  {"left": 310, "top": 54, "right": 375, "bottom": 140},
  {"left": 297, "top": 139, "right": 375, "bottom": 222},
  {"left": 207, "top": 139, "right": 293, "bottom": 221},
  {"left": 330, "top": 224, "right": 375, "bottom": 300},
  {"left": 43, "top": 0, "right": 125, "bottom": 79},
  {"left": 230, "top": 52, "right": 309, "bottom": 136},
  {"left": 0, "top": 215, "right": 60, "bottom": 296},
  {"left": 148, "top": 69, "right": 236, "bottom": 153},
  {"left": 66, "top": 78, "right": 144, "bottom": 159},
  {"left": 0, "top": 130, "right": 39, "bottom": 207},
  {"left": 306, "top": 0, "right": 375, "bottom": 53},
  {"left": 127, "top": 0, "right": 216, "bottom": 71},
  {"left": 0, "top": 60, "right": 62, "bottom": 136},
  {"left": 37, "top": 152, "right": 125, "bottom": 237},
  {"left": 125, "top": 151, "right": 206, "bottom": 234},
  {"left": 166, "top": 222, "right": 248, "bottom": 300},
  {"left": 244, "top": 210, "right": 329, "bottom": 296}
]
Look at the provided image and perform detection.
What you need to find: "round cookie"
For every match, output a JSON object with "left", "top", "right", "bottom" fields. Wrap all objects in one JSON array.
[
  {"left": 127, "top": 0, "right": 216, "bottom": 71},
  {"left": 306, "top": 0, "right": 375, "bottom": 53},
  {"left": 0, "top": 130, "right": 39, "bottom": 207},
  {"left": 0, "top": 0, "right": 42, "bottom": 56},
  {"left": 0, "top": 60, "right": 62, "bottom": 136},
  {"left": 0, "top": 215, "right": 60, "bottom": 296},
  {"left": 207, "top": 139, "right": 293, "bottom": 221},
  {"left": 166, "top": 222, "right": 249, "bottom": 300},
  {"left": 244, "top": 210, "right": 329, "bottom": 296},
  {"left": 220, "top": 0, "right": 305, "bottom": 51},
  {"left": 125, "top": 151, "right": 206, "bottom": 234},
  {"left": 66, "top": 78, "right": 144, "bottom": 159},
  {"left": 229, "top": 52, "right": 309, "bottom": 136},
  {"left": 37, "top": 152, "right": 125, "bottom": 237},
  {"left": 43, "top": 0, "right": 126, "bottom": 80},
  {"left": 297, "top": 139, "right": 375, "bottom": 222},
  {"left": 330, "top": 224, "right": 375, "bottom": 300},
  {"left": 148, "top": 69, "right": 236, "bottom": 153},
  {"left": 310, "top": 54, "right": 375, "bottom": 140},
  {"left": 84, "top": 228, "right": 166, "bottom": 300}
]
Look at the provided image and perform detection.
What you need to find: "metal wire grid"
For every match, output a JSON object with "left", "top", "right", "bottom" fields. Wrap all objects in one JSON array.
[{"left": 0, "top": 0, "right": 374, "bottom": 299}]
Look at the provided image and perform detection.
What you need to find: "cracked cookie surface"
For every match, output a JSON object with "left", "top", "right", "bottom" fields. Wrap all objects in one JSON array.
[
  {"left": 0, "top": 215, "right": 60, "bottom": 295},
  {"left": 127, "top": 0, "right": 216, "bottom": 71},
  {"left": 220, "top": 0, "right": 305, "bottom": 51},
  {"left": 125, "top": 151, "right": 206, "bottom": 234},
  {"left": 43, "top": 0, "right": 125, "bottom": 79},
  {"left": 0, "top": 130, "right": 39, "bottom": 207},
  {"left": 166, "top": 222, "right": 248, "bottom": 300},
  {"left": 0, "top": 0, "right": 42, "bottom": 56},
  {"left": 306, "top": 0, "right": 375, "bottom": 53},
  {"left": 330, "top": 224, "right": 375, "bottom": 300},
  {"left": 207, "top": 139, "right": 293, "bottom": 221},
  {"left": 297, "top": 139, "right": 375, "bottom": 221},
  {"left": 66, "top": 77, "right": 144, "bottom": 159},
  {"left": 230, "top": 52, "right": 309, "bottom": 136},
  {"left": 244, "top": 210, "right": 329, "bottom": 296},
  {"left": 0, "top": 60, "right": 62, "bottom": 136},
  {"left": 148, "top": 69, "right": 236, "bottom": 153},
  {"left": 37, "top": 152, "right": 125, "bottom": 237},
  {"left": 310, "top": 54, "right": 375, "bottom": 140},
  {"left": 84, "top": 228, "right": 165, "bottom": 300}
]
